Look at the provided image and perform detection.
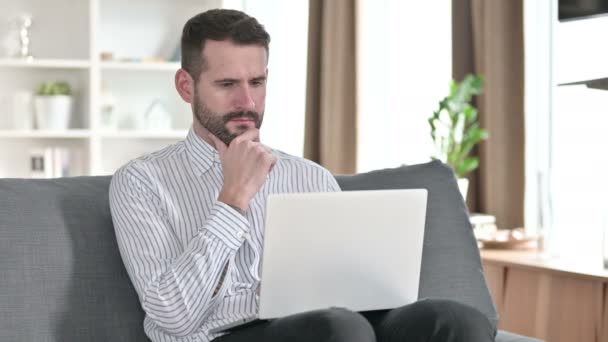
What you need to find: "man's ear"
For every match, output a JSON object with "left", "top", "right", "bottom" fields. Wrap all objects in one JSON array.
[{"left": 175, "top": 69, "right": 195, "bottom": 103}]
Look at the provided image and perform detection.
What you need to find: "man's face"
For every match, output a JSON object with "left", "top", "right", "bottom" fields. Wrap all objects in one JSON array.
[{"left": 192, "top": 40, "right": 268, "bottom": 145}]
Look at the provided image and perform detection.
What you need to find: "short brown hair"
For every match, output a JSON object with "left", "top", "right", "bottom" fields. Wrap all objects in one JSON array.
[{"left": 181, "top": 9, "right": 271, "bottom": 81}]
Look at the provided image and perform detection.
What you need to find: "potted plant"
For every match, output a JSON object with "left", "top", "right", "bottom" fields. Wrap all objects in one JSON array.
[
  {"left": 428, "top": 74, "right": 489, "bottom": 199},
  {"left": 34, "top": 81, "right": 73, "bottom": 130}
]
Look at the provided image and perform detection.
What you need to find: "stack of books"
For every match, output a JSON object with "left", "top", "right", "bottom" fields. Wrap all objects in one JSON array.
[{"left": 29, "top": 147, "right": 72, "bottom": 178}]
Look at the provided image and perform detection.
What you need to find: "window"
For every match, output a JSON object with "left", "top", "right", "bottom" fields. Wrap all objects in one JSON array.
[
  {"left": 226, "top": 0, "right": 309, "bottom": 157},
  {"left": 356, "top": 0, "right": 452, "bottom": 172},
  {"left": 525, "top": 0, "right": 608, "bottom": 261}
]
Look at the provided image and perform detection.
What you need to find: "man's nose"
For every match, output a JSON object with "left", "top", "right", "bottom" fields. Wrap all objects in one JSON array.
[{"left": 234, "top": 86, "right": 256, "bottom": 112}]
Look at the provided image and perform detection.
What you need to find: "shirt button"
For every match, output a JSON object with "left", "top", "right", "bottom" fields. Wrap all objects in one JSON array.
[{"left": 236, "top": 231, "right": 249, "bottom": 240}]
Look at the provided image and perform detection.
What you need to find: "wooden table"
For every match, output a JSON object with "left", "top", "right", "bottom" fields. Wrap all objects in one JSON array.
[{"left": 480, "top": 249, "right": 608, "bottom": 342}]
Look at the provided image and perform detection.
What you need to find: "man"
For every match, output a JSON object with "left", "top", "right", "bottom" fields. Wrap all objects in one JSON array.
[{"left": 109, "top": 9, "right": 495, "bottom": 342}]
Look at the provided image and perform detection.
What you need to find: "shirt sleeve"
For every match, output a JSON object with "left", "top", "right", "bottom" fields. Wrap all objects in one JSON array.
[
  {"left": 109, "top": 164, "right": 249, "bottom": 337},
  {"left": 324, "top": 169, "right": 342, "bottom": 192}
]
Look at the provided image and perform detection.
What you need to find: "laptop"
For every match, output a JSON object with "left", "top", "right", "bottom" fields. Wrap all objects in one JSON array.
[{"left": 209, "top": 189, "right": 428, "bottom": 334}]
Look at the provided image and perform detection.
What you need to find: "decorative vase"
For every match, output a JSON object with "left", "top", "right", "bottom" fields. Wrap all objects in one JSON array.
[
  {"left": 457, "top": 178, "right": 469, "bottom": 201},
  {"left": 34, "top": 95, "right": 73, "bottom": 130},
  {"left": 143, "top": 100, "right": 172, "bottom": 130}
]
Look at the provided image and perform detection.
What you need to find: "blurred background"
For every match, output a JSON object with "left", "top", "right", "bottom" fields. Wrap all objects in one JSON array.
[{"left": 1, "top": 0, "right": 608, "bottom": 283}]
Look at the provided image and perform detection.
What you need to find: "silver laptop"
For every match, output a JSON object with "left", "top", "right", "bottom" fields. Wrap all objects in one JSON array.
[{"left": 209, "top": 189, "right": 427, "bottom": 334}]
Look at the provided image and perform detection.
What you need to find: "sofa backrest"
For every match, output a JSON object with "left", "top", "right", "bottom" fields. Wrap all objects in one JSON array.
[
  {"left": 335, "top": 160, "right": 498, "bottom": 327},
  {"left": 0, "top": 160, "right": 497, "bottom": 341},
  {"left": 0, "top": 176, "right": 147, "bottom": 342}
]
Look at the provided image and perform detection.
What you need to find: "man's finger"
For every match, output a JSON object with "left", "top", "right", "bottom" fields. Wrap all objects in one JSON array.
[
  {"left": 269, "top": 155, "right": 277, "bottom": 173},
  {"left": 234, "top": 128, "right": 260, "bottom": 143},
  {"left": 208, "top": 133, "right": 228, "bottom": 155}
]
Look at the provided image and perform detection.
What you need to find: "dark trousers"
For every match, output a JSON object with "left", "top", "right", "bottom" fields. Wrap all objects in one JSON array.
[{"left": 212, "top": 298, "right": 496, "bottom": 342}]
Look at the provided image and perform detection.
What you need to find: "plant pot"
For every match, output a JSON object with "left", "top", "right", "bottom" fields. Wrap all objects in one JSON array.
[
  {"left": 34, "top": 95, "right": 73, "bottom": 130},
  {"left": 457, "top": 178, "right": 469, "bottom": 200}
]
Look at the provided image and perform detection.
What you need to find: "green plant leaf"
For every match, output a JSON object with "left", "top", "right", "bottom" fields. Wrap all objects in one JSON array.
[
  {"left": 36, "top": 81, "right": 72, "bottom": 96},
  {"left": 428, "top": 73, "right": 486, "bottom": 175},
  {"left": 463, "top": 126, "right": 489, "bottom": 144},
  {"left": 456, "top": 157, "right": 479, "bottom": 178},
  {"left": 428, "top": 117, "right": 437, "bottom": 136},
  {"left": 463, "top": 106, "right": 477, "bottom": 124}
]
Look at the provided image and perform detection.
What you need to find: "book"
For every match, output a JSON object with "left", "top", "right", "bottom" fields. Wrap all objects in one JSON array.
[
  {"left": 29, "top": 149, "right": 46, "bottom": 179},
  {"left": 29, "top": 147, "right": 71, "bottom": 178},
  {"left": 52, "top": 147, "right": 70, "bottom": 177}
]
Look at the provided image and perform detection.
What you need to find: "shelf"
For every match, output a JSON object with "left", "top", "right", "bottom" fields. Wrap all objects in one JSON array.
[
  {"left": 0, "top": 0, "right": 218, "bottom": 178},
  {"left": 99, "top": 130, "right": 188, "bottom": 139},
  {"left": 0, "top": 129, "right": 188, "bottom": 139},
  {"left": 0, "top": 59, "right": 91, "bottom": 69},
  {"left": 100, "top": 61, "right": 181, "bottom": 71},
  {"left": 0, "top": 59, "right": 181, "bottom": 71},
  {"left": 0, "top": 129, "right": 92, "bottom": 139}
]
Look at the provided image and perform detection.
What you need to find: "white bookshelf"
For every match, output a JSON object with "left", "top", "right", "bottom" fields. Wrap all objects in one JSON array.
[
  {"left": 100, "top": 61, "right": 181, "bottom": 71},
  {"left": 0, "top": 0, "right": 226, "bottom": 178},
  {"left": 98, "top": 130, "right": 189, "bottom": 139},
  {"left": 0, "top": 129, "right": 92, "bottom": 139},
  {"left": 0, "top": 59, "right": 91, "bottom": 69}
]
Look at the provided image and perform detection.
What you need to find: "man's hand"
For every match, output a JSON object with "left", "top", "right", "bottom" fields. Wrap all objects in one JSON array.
[{"left": 209, "top": 129, "right": 276, "bottom": 213}]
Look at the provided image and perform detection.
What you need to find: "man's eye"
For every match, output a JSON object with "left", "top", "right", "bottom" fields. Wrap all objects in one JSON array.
[
  {"left": 251, "top": 80, "right": 264, "bottom": 87},
  {"left": 220, "top": 82, "right": 234, "bottom": 88}
]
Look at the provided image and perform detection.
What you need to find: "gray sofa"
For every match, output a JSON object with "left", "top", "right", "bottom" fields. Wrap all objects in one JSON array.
[{"left": 0, "top": 160, "right": 540, "bottom": 342}]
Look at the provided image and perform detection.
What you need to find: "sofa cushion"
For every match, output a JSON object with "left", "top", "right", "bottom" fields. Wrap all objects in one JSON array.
[
  {"left": 0, "top": 176, "right": 147, "bottom": 342},
  {"left": 335, "top": 160, "right": 499, "bottom": 329}
]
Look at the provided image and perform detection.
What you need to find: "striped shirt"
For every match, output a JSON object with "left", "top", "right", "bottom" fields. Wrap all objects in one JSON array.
[{"left": 109, "top": 128, "right": 341, "bottom": 342}]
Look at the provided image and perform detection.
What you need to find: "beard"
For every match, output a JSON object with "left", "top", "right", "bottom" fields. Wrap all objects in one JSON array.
[{"left": 193, "top": 94, "right": 263, "bottom": 146}]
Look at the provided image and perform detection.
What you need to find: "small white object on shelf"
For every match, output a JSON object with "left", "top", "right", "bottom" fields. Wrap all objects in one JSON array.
[
  {"left": 143, "top": 100, "right": 172, "bottom": 131},
  {"left": 470, "top": 213, "right": 498, "bottom": 242},
  {"left": 470, "top": 213, "right": 496, "bottom": 227},
  {"left": 100, "top": 84, "right": 117, "bottom": 130},
  {"left": 52, "top": 147, "right": 71, "bottom": 177},
  {"left": 18, "top": 14, "right": 34, "bottom": 59},
  {"left": 34, "top": 95, "right": 73, "bottom": 130},
  {"left": 9, "top": 91, "right": 34, "bottom": 130}
]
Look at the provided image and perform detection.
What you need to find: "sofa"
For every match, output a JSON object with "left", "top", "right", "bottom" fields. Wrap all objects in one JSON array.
[{"left": 0, "top": 160, "right": 540, "bottom": 342}]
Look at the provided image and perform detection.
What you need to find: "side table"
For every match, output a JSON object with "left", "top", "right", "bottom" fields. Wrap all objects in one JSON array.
[{"left": 480, "top": 249, "right": 608, "bottom": 342}]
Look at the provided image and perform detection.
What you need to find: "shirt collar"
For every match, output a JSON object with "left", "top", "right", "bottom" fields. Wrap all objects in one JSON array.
[{"left": 185, "top": 127, "right": 220, "bottom": 176}]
